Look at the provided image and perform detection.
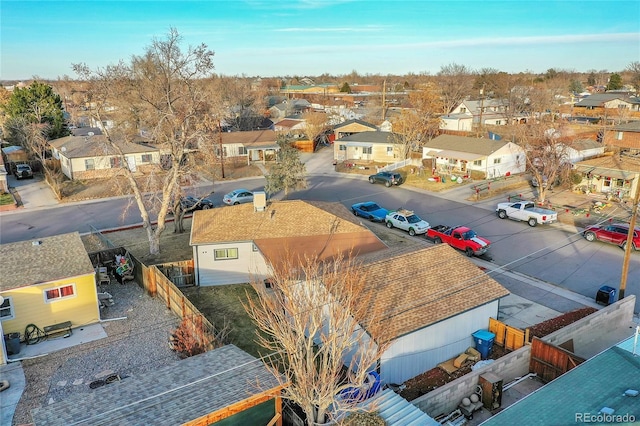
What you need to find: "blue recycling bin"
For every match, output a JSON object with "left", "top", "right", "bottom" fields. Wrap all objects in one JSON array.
[
  {"left": 472, "top": 330, "right": 496, "bottom": 359},
  {"left": 596, "top": 286, "right": 616, "bottom": 306}
]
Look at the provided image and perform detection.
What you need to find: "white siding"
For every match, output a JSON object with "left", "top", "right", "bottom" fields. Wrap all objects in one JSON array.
[
  {"left": 194, "top": 242, "right": 270, "bottom": 286},
  {"left": 485, "top": 142, "right": 526, "bottom": 178},
  {"left": 379, "top": 301, "right": 500, "bottom": 384},
  {"left": 441, "top": 117, "right": 473, "bottom": 132}
]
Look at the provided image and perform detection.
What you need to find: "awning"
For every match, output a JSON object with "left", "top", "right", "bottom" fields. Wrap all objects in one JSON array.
[
  {"left": 425, "top": 149, "right": 484, "bottom": 162},
  {"left": 246, "top": 144, "right": 280, "bottom": 151},
  {"left": 344, "top": 142, "right": 373, "bottom": 148},
  {"left": 575, "top": 165, "right": 638, "bottom": 180}
]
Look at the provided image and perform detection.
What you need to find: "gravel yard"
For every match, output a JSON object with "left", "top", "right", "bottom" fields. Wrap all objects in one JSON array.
[{"left": 12, "top": 279, "right": 181, "bottom": 425}]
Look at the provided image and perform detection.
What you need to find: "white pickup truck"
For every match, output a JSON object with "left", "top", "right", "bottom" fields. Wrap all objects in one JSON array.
[{"left": 496, "top": 201, "right": 557, "bottom": 227}]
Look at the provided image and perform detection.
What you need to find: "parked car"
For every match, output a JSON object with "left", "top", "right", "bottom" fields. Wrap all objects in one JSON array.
[
  {"left": 583, "top": 223, "right": 640, "bottom": 251},
  {"left": 15, "top": 164, "right": 34, "bottom": 179},
  {"left": 368, "top": 171, "right": 403, "bottom": 187},
  {"left": 223, "top": 189, "right": 254, "bottom": 205},
  {"left": 385, "top": 208, "right": 430, "bottom": 236},
  {"left": 496, "top": 201, "right": 558, "bottom": 227},
  {"left": 180, "top": 195, "right": 214, "bottom": 210},
  {"left": 426, "top": 225, "right": 491, "bottom": 257},
  {"left": 351, "top": 201, "right": 388, "bottom": 222}
]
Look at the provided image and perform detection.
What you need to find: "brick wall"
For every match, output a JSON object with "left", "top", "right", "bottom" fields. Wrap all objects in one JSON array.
[{"left": 412, "top": 345, "right": 531, "bottom": 418}]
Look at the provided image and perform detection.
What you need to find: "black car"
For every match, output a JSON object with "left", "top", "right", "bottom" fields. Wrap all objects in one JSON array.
[
  {"left": 180, "top": 195, "right": 214, "bottom": 210},
  {"left": 368, "top": 171, "right": 403, "bottom": 187}
]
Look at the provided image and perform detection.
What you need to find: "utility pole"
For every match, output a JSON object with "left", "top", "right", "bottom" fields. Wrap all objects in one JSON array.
[
  {"left": 619, "top": 173, "right": 640, "bottom": 299},
  {"left": 382, "top": 80, "right": 386, "bottom": 121},
  {"left": 478, "top": 84, "right": 485, "bottom": 137},
  {"left": 217, "top": 119, "right": 225, "bottom": 179}
]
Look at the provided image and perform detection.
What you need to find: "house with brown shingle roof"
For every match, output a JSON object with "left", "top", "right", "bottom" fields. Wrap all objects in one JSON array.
[
  {"left": 219, "top": 130, "right": 280, "bottom": 164},
  {"left": 189, "top": 200, "right": 387, "bottom": 286},
  {"left": 349, "top": 244, "right": 509, "bottom": 384},
  {"left": 573, "top": 153, "right": 640, "bottom": 200},
  {"left": 0, "top": 232, "right": 99, "bottom": 363}
]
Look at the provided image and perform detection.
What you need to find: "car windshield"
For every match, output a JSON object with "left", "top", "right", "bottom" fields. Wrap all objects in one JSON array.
[
  {"left": 462, "top": 230, "right": 477, "bottom": 239},
  {"left": 362, "top": 204, "right": 380, "bottom": 212},
  {"left": 407, "top": 215, "right": 422, "bottom": 224}
]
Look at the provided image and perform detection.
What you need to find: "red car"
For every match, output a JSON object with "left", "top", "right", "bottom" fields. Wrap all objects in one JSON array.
[{"left": 583, "top": 223, "right": 640, "bottom": 251}]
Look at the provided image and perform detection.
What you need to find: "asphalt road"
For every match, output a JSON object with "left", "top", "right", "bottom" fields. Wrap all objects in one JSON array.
[{"left": 1, "top": 152, "right": 638, "bottom": 312}]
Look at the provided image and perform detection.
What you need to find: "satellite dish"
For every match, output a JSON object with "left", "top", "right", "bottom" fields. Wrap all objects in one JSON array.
[{"left": 87, "top": 132, "right": 95, "bottom": 137}]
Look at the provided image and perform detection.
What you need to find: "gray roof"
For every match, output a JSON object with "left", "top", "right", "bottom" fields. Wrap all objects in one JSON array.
[
  {"left": 337, "top": 131, "right": 399, "bottom": 144},
  {"left": 49, "top": 135, "right": 157, "bottom": 159},
  {"left": 610, "top": 120, "right": 640, "bottom": 132},
  {"left": 574, "top": 93, "right": 636, "bottom": 107},
  {"left": 333, "top": 119, "right": 378, "bottom": 130},
  {"left": 482, "top": 337, "right": 640, "bottom": 426},
  {"left": 0, "top": 232, "right": 95, "bottom": 291},
  {"left": 424, "top": 134, "right": 509, "bottom": 156},
  {"left": 570, "top": 139, "right": 603, "bottom": 151},
  {"left": 31, "top": 345, "right": 284, "bottom": 426}
]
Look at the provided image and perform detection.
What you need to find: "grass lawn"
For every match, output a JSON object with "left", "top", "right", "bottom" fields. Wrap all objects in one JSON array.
[{"left": 0, "top": 192, "right": 15, "bottom": 205}]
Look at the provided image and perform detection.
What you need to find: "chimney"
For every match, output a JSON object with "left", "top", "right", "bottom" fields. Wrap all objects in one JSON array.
[{"left": 253, "top": 191, "right": 266, "bottom": 212}]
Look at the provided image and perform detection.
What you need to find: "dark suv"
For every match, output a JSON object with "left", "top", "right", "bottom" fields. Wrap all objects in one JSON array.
[
  {"left": 368, "top": 171, "right": 403, "bottom": 187},
  {"left": 15, "top": 164, "right": 34, "bottom": 179}
]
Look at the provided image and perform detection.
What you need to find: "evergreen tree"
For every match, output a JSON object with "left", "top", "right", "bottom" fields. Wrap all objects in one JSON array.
[
  {"left": 265, "top": 135, "right": 307, "bottom": 197},
  {"left": 606, "top": 73, "right": 623, "bottom": 91},
  {"left": 569, "top": 80, "right": 584, "bottom": 94},
  {"left": 339, "top": 82, "right": 352, "bottom": 93}
]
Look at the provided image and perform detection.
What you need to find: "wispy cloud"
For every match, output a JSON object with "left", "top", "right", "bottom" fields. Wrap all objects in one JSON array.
[{"left": 275, "top": 25, "right": 386, "bottom": 33}]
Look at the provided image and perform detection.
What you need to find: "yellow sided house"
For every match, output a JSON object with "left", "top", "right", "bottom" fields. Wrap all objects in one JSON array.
[{"left": 0, "top": 233, "right": 99, "bottom": 357}]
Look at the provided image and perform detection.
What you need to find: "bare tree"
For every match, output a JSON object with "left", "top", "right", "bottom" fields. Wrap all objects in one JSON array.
[
  {"left": 436, "top": 62, "right": 475, "bottom": 114},
  {"left": 244, "top": 253, "right": 389, "bottom": 425},
  {"left": 264, "top": 135, "right": 307, "bottom": 198},
  {"left": 73, "top": 28, "right": 218, "bottom": 255},
  {"left": 301, "top": 110, "right": 329, "bottom": 145},
  {"left": 515, "top": 122, "right": 572, "bottom": 204},
  {"left": 626, "top": 61, "right": 640, "bottom": 92}
]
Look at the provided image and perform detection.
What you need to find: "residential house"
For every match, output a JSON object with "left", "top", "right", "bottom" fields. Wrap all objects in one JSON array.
[
  {"left": 268, "top": 99, "right": 312, "bottom": 120},
  {"left": 602, "top": 120, "right": 640, "bottom": 151},
  {"left": 49, "top": 134, "right": 160, "bottom": 180},
  {"left": 273, "top": 118, "right": 306, "bottom": 133},
  {"left": 332, "top": 119, "right": 378, "bottom": 140},
  {"left": 561, "top": 138, "right": 605, "bottom": 163},
  {"left": 189, "top": 200, "right": 387, "bottom": 286},
  {"left": 351, "top": 244, "right": 509, "bottom": 384},
  {"left": 219, "top": 130, "right": 280, "bottom": 164},
  {"left": 423, "top": 135, "right": 527, "bottom": 179},
  {"left": 573, "top": 93, "right": 640, "bottom": 116},
  {"left": 441, "top": 99, "right": 527, "bottom": 132},
  {"left": 481, "top": 335, "right": 640, "bottom": 426},
  {"left": 334, "top": 131, "right": 400, "bottom": 164},
  {"left": 573, "top": 153, "right": 640, "bottom": 200},
  {"left": 31, "top": 344, "right": 287, "bottom": 426},
  {"left": 0, "top": 232, "right": 100, "bottom": 361}
]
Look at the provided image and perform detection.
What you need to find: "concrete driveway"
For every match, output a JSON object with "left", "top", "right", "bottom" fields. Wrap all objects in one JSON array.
[{"left": 6, "top": 173, "right": 59, "bottom": 210}]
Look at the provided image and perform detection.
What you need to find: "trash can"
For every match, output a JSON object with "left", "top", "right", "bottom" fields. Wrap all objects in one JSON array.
[
  {"left": 4, "top": 332, "right": 21, "bottom": 356},
  {"left": 596, "top": 286, "right": 616, "bottom": 306},
  {"left": 472, "top": 330, "right": 496, "bottom": 360}
]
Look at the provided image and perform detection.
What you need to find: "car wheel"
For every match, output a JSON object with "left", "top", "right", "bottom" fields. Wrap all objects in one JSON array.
[
  {"left": 434, "top": 237, "right": 442, "bottom": 244},
  {"left": 233, "top": 201, "right": 239, "bottom": 205},
  {"left": 202, "top": 205, "right": 211, "bottom": 210},
  {"left": 621, "top": 241, "right": 627, "bottom": 251},
  {"left": 369, "top": 177, "right": 375, "bottom": 184},
  {"left": 409, "top": 228, "right": 416, "bottom": 236},
  {"left": 386, "top": 221, "right": 393, "bottom": 229},
  {"left": 465, "top": 247, "right": 474, "bottom": 257},
  {"left": 352, "top": 209, "right": 358, "bottom": 216},
  {"left": 368, "top": 215, "right": 376, "bottom": 221},
  {"left": 384, "top": 181, "right": 391, "bottom": 187},
  {"left": 584, "top": 232, "right": 596, "bottom": 242},
  {"left": 527, "top": 218, "right": 537, "bottom": 227},
  {"left": 497, "top": 210, "right": 507, "bottom": 219}
]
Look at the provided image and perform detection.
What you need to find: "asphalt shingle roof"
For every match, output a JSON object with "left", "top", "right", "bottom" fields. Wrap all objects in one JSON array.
[
  {"left": 424, "top": 134, "right": 509, "bottom": 156},
  {"left": 358, "top": 244, "right": 509, "bottom": 341},
  {"left": 0, "top": 232, "right": 95, "bottom": 291},
  {"left": 220, "top": 130, "right": 277, "bottom": 147},
  {"left": 49, "top": 135, "right": 156, "bottom": 159},
  {"left": 337, "top": 131, "right": 398, "bottom": 144},
  {"left": 30, "top": 345, "right": 285, "bottom": 426}
]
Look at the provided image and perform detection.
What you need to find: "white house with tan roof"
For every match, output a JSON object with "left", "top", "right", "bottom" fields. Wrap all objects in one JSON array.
[
  {"left": 352, "top": 244, "right": 510, "bottom": 384},
  {"left": 189, "top": 200, "right": 387, "bottom": 286}
]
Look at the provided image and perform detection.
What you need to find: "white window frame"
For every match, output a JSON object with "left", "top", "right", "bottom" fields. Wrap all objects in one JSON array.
[
  {"left": 141, "top": 154, "right": 152, "bottom": 163},
  {"left": 386, "top": 146, "right": 394, "bottom": 155},
  {"left": 214, "top": 248, "right": 239, "bottom": 260},
  {"left": 616, "top": 132, "right": 623, "bottom": 140},
  {"left": 84, "top": 158, "right": 95, "bottom": 170},
  {"left": 0, "top": 296, "right": 15, "bottom": 320},
  {"left": 44, "top": 283, "right": 77, "bottom": 303},
  {"left": 473, "top": 159, "right": 482, "bottom": 166},
  {"left": 339, "top": 144, "right": 347, "bottom": 151},
  {"left": 493, "top": 157, "right": 502, "bottom": 164},
  {"left": 238, "top": 146, "right": 248, "bottom": 155},
  {"left": 363, "top": 146, "right": 372, "bottom": 155}
]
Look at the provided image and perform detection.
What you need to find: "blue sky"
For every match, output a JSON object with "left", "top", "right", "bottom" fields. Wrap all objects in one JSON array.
[{"left": 1, "top": 0, "right": 638, "bottom": 81}]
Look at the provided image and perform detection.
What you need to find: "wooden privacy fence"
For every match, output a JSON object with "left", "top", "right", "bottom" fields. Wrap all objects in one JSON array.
[
  {"left": 142, "top": 262, "right": 218, "bottom": 351},
  {"left": 489, "top": 317, "right": 529, "bottom": 351},
  {"left": 529, "top": 337, "right": 585, "bottom": 383},
  {"left": 156, "top": 259, "right": 195, "bottom": 287}
]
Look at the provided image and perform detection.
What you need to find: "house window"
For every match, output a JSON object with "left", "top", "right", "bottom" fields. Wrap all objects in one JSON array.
[
  {"left": 616, "top": 132, "right": 623, "bottom": 140},
  {"left": 460, "top": 107, "right": 466, "bottom": 113},
  {"left": 615, "top": 179, "right": 625, "bottom": 188},
  {"left": 214, "top": 248, "right": 238, "bottom": 260},
  {"left": 84, "top": 159, "right": 95, "bottom": 170},
  {"left": 110, "top": 157, "right": 123, "bottom": 168},
  {"left": 386, "top": 146, "right": 393, "bottom": 155},
  {"left": 0, "top": 297, "right": 14, "bottom": 320},
  {"left": 238, "top": 146, "right": 248, "bottom": 155},
  {"left": 603, "top": 177, "right": 612, "bottom": 188},
  {"left": 339, "top": 144, "right": 347, "bottom": 151},
  {"left": 141, "top": 154, "right": 152, "bottom": 163},
  {"left": 449, "top": 158, "right": 457, "bottom": 165},
  {"left": 363, "top": 146, "right": 372, "bottom": 155},
  {"left": 473, "top": 160, "right": 482, "bottom": 166},
  {"left": 493, "top": 158, "right": 502, "bottom": 164},
  {"left": 45, "top": 284, "right": 76, "bottom": 302},
  {"left": 495, "top": 120, "right": 502, "bottom": 125}
]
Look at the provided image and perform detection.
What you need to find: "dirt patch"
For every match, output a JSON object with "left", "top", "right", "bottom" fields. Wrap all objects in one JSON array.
[{"left": 398, "top": 309, "right": 596, "bottom": 401}]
